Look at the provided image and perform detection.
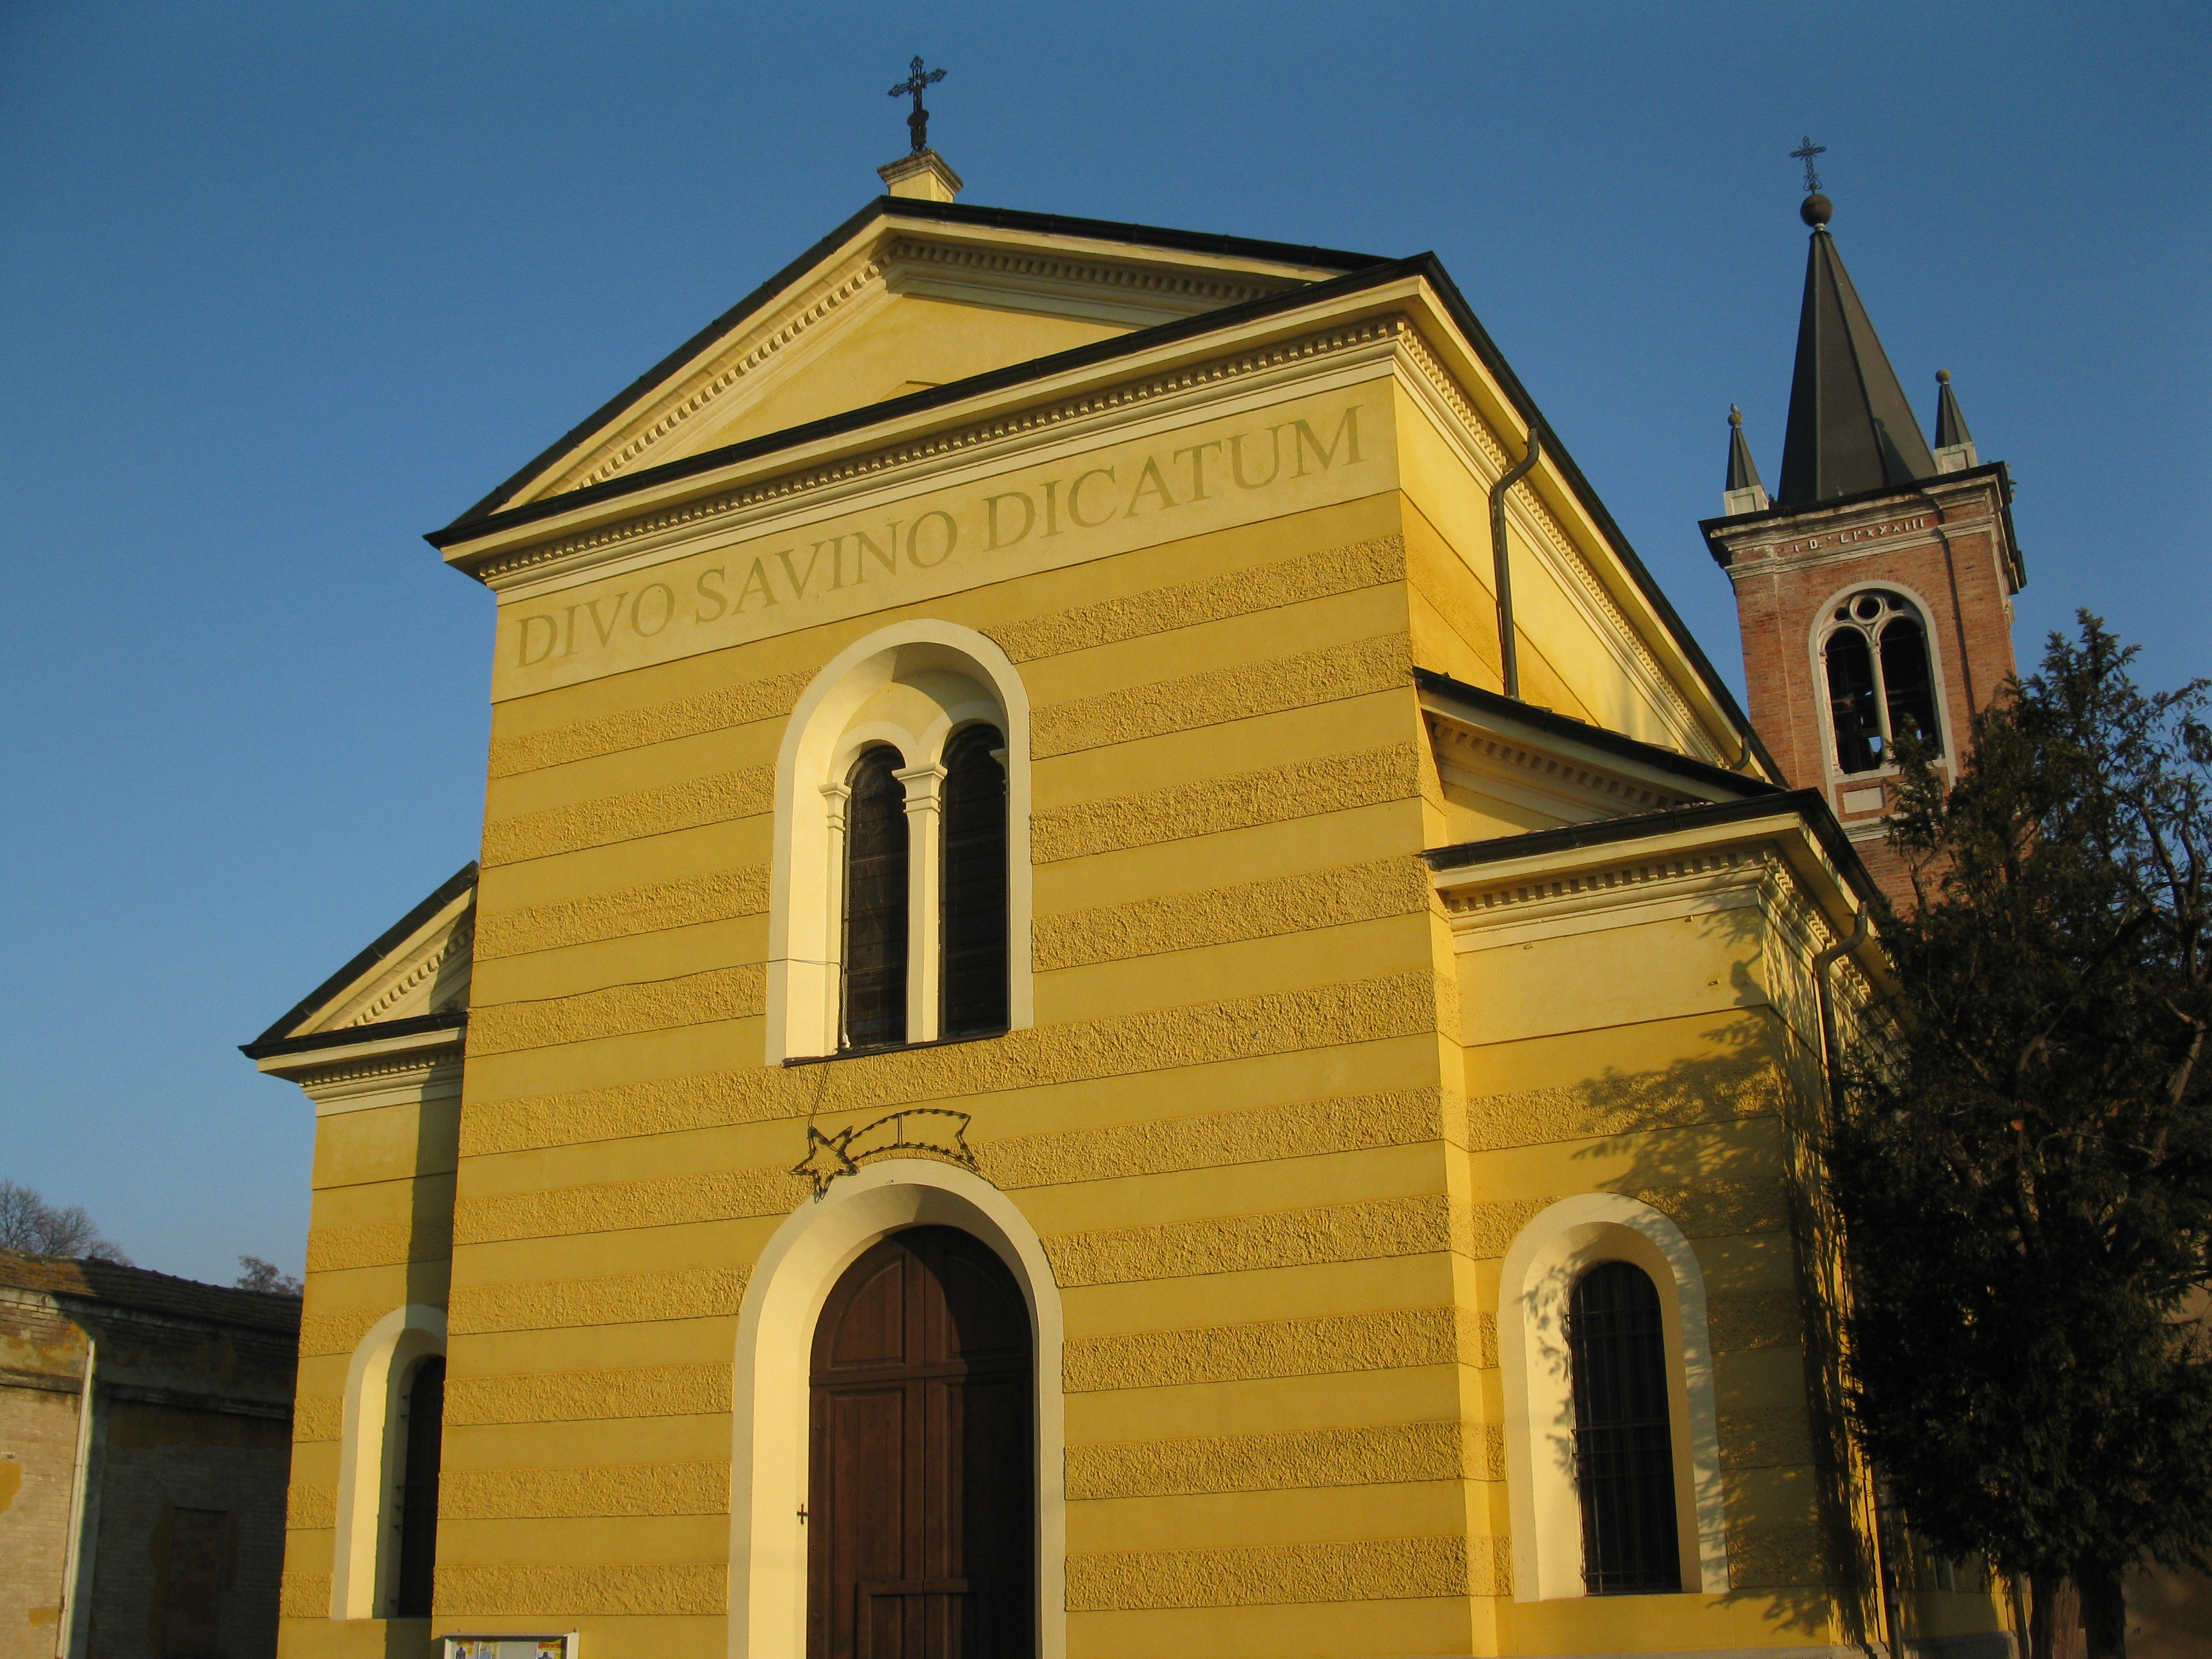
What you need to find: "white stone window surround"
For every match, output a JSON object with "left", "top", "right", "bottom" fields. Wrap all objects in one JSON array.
[
  {"left": 1805, "top": 576, "right": 1956, "bottom": 792},
  {"left": 1497, "top": 1192, "right": 1729, "bottom": 1600},
  {"left": 330, "top": 1304, "right": 446, "bottom": 1620},
  {"left": 768, "top": 620, "right": 1033, "bottom": 1061},
  {"left": 727, "top": 1159, "right": 1066, "bottom": 1659}
]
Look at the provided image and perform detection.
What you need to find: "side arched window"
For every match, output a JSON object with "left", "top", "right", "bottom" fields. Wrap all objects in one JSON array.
[
  {"left": 391, "top": 1356, "right": 444, "bottom": 1618},
  {"left": 940, "top": 725, "right": 1009, "bottom": 1038},
  {"left": 1823, "top": 590, "right": 1943, "bottom": 775},
  {"left": 1568, "top": 1262, "right": 1681, "bottom": 1594},
  {"left": 842, "top": 746, "right": 910, "bottom": 1050}
]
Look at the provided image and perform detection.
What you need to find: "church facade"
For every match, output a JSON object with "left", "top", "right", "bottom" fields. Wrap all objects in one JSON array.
[{"left": 249, "top": 155, "right": 2024, "bottom": 1659}]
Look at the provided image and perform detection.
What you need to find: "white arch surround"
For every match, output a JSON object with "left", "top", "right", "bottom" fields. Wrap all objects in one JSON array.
[
  {"left": 330, "top": 1304, "right": 446, "bottom": 1619},
  {"left": 727, "top": 1159, "right": 1065, "bottom": 1659},
  {"left": 766, "top": 620, "right": 1033, "bottom": 1061},
  {"left": 1496, "top": 1193, "right": 1728, "bottom": 1600},
  {"left": 1805, "top": 576, "right": 1957, "bottom": 786}
]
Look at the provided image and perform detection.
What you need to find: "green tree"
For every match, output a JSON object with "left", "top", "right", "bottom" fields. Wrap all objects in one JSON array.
[{"left": 1824, "top": 617, "right": 2212, "bottom": 1658}]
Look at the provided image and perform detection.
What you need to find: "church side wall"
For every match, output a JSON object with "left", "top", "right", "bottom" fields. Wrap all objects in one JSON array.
[
  {"left": 278, "top": 1092, "right": 457, "bottom": 1659},
  {"left": 1445, "top": 850, "right": 1875, "bottom": 1654}
]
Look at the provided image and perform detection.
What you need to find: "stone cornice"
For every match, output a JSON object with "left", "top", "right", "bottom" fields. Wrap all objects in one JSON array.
[
  {"left": 464, "top": 310, "right": 1412, "bottom": 588},
  {"left": 1426, "top": 716, "right": 1695, "bottom": 820}
]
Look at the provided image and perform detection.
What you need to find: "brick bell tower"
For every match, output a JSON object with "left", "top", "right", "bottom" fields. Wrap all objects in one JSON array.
[{"left": 1702, "top": 187, "right": 2025, "bottom": 907}]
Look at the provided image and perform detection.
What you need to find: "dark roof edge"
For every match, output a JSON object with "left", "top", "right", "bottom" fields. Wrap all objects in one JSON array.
[
  {"left": 241, "top": 1009, "right": 468, "bottom": 1064},
  {"left": 428, "top": 253, "right": 1416, "bottom": 548},
  {"left": 1422, "top": 788, "right": 1887, "bottom": 913},
  {"left": 244, "top": 862, "right": 478, "bottom": 1051},
  {"left": 1413, "top": 668, "right": 1781, "bottom": 798},
  {"left": 448, "top": 196, "right": 1390, "bottom": 526}
]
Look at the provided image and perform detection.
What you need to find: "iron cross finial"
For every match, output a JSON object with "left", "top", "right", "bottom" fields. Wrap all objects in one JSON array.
[
  {"left": 1790, "top": 135, "right": 1827, "bottom": 195},
  {"left": 889, "top": 56, "right": 948, "bottom": 155}
]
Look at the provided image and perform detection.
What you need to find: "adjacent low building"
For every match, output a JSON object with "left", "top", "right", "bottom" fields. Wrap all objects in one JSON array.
[{"left": 0, "top": 1252, "right": 300, "bottom": 1659}]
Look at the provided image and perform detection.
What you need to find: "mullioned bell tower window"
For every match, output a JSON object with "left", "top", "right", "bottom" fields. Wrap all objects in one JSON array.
[{"left": 1822, "top": 589, "right": 1942, "bottom": 775}]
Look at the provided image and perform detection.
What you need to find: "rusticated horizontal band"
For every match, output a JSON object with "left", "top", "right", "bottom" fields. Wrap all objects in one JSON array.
[
  {"left": 441, "top": 1461, "right": 731, "bottom": 1519},
  {"left": 987, "top": 536, "right": 1405, "bottom": 665},
  {"left": 443, "top": 1362, "right": 731, "bottom": 1426},
  {"left": 482, "top": 765, "right": 773, "bottom": 865},
  {"left": 434, "top": 1564, "right": 726, "bottom": 1617},
  {"left": 488, "top": 671, "right": 809, "bottom": 778},
  {"left": 475, "top": 864, "right": 769, "bottom": 958},
  {"left": 1067, "top": 1419, "right": 1499, "bottom": 1500},
  {"left": 1031, "top": 633, "right": 1410, "bottom": 759},
  {"left": 461, "top": 969, "right": 1453, "bottom": 1156},
  {"left": 1033, "top": 743, "right": 1422, "bottom": 863},
  {"left": 447, "top": 1265, "right": 748, "bottom": 1335},
  {"left": 467, "top": 964, "right": 766, "bottom": 1056},
  {"left": 1065, "top": 1533, "right": 1510, "bottom": 1609}
]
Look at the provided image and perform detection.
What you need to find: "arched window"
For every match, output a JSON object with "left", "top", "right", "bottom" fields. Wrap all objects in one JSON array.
[
  {"left": 391, "top": 1355, "right": 444, "bottom": 1617},
  {"left": 841, "top": 746, "right": 910, "bottom": 1050},
  {"left": 1568, "top": 1262, "right": 1681, "bottom": 1595},
  {"left": 939, "top": 725, "right": 1008, "bottom": 1038},
  {"left": 1822, "top": 589, "right": 1943, "bottom": 774},
  {"left": 772, "top": 623, "right": 1034, "bottom": 1061},
  {"left": 808, "top": 1226, "right": 1034, "bottom": 1658}
]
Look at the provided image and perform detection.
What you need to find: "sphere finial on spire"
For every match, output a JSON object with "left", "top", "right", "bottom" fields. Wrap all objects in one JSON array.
[{"left": 1800, "top": 192, "right": 1833, "bottom": 228}]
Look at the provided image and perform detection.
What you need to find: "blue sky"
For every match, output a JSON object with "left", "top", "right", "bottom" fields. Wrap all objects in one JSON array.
[{"left": 2, "top": 1, "right": 2204, "bottom": 1282}]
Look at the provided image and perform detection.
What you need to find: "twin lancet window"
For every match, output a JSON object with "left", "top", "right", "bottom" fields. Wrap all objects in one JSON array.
[
  {"left": 835, "top": 725, "right": 1010, "bottom": 1051},
  {"left": 1569, "top": 1262, "right": 1682, "bottom": 1595},
  {"left": 1823, "top": 589, "right": 1942, "bottom": 776}
]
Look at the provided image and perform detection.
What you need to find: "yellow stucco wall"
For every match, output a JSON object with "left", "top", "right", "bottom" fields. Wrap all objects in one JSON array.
[{"left": 275, "top": 230, "right": 2011, "bottom": 1659}]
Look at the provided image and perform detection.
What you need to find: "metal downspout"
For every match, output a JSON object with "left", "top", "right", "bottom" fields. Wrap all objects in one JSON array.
[{"left": 1489, "top": 426, "right": 1543, "bottom": 700}]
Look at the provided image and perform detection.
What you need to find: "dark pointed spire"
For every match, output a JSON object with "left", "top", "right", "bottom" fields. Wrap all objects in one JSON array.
[
  {"left": 1931, "top": 367, "right": 1978, "bottom": 472},
  {"left": 1776, "top": 197, "right": 1938, "bottom": 506},
  {"left": 1723, "top": 406, "right": 1769, "bottom": 514}
]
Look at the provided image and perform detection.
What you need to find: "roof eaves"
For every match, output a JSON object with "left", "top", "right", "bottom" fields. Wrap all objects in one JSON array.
[
  {"left": 240, "top": 1009, "right": 467, "bottom": 1064},
  {"left": 1422, "top": 787, "right": 1886, "bottom": 914},
  {"left": 244, "top": 863, "right": 477, "bottom": 1051},
  {"left": 1413, "top": 668, "right": 1782, "bottom": 795},
  {"left": 447, "top": 197, "right": 1390, "bottom": 527}
]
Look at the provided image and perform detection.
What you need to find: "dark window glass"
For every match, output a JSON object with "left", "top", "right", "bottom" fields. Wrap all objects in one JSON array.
[
  {"left": 1568, "top": 1262, "right": 1681, "bottom": 1595},
  {"left": 1825, "top": 628, "right": 1882, "bottom": 774},
  {"left": 843, "top": 746, "right": 910, "bottom": 1049},
  {"left": 940, "top": 726, "right": 1008, "bottom": 1038},
  {"left": 394, "top": 1356, "right": 444, "bottom": 1617},
  {"left": 1879, "top": 617, "right": 1943, "bottom": 754}
]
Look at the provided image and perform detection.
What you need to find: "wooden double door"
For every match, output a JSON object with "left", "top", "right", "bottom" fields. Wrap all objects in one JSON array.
[{"left": 808, "top": 1227, "right": 1036, "bottom": 1659}]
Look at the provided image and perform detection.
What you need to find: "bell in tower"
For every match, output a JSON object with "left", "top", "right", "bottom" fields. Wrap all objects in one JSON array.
[{"left": 1701, "top": 186, "right": 2026, "bottom": 909}]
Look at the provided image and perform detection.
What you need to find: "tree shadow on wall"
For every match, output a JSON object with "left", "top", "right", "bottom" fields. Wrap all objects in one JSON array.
[{"left": 1513, "top": 956, "right": 1882, "bottom": 1647}]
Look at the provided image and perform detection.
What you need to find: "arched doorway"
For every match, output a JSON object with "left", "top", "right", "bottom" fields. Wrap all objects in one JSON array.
[{"left": 808, "top": 1225, "right": 1035, "bottom": 1658}]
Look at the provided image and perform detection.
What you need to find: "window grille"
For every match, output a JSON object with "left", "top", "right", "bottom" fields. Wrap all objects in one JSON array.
[
  {"left": 1567, "top": 1261, "right": 1681, "bottom": 1594},
  {"left": 394, "top": 1356, "right": 444, "bottom": 1618},
  {"left": 939, "top": 726, "right": 1009, "bottom": 1038},
  {"left": 842, "top": 746, "right": 910, "bottom": 1049},
  {"left": 1823, "top": 589, "right": 1943, "bottom": 774}
]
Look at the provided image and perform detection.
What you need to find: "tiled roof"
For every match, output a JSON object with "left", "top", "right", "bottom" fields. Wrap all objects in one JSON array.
[{"left": 0, "top": 1250, "right": 303, "bottom": 1336}]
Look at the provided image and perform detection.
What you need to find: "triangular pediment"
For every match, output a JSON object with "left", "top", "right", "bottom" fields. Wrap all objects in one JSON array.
[
  {"left": 245, "top": 865, "right": 475, "bottom": 1055},
  {"left": 1418, "top": 671, "right": 1773, "bottom": 845},
  {"left": 460, "top": 199, "right": 1380, "bottom": 522}
]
